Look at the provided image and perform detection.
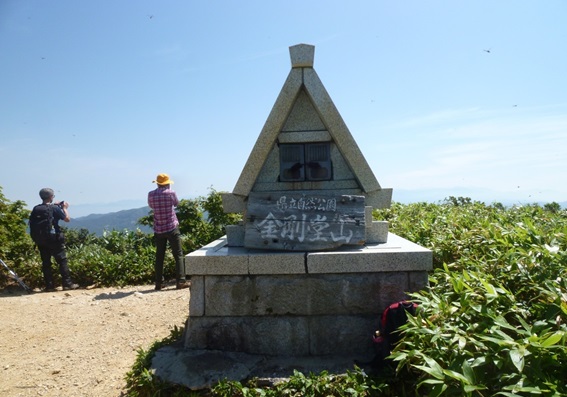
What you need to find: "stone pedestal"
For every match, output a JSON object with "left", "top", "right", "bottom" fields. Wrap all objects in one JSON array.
[{"left": 183, "top": 233, "right": 431, "bottom": 356}]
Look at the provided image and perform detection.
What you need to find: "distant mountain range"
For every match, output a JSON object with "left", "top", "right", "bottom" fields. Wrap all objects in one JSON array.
[
  {"left": 67, "top": 207, "right": 152, "bottom": 236},
  {"left": 66, "top": 196, "right": 565, "bottom": 237}
]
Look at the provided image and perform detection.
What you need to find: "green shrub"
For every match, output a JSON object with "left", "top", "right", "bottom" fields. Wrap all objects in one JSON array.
[
  {"left": 65, "top": 228, "right": 156, "bottom": 287},
  {"left": 210, "top": 368, "right": 395, "bottom": 397},
  {"left": 1, "top": 187, "right": 240, "bottom": 289},
  {"left": 377, "top": 199, "right": 567, "bottom": 396},
  {"left": 0, "top": 187, "right": 38, "bottom": 288}
]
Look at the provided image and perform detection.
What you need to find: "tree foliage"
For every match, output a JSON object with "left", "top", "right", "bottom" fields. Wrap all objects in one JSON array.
[
  {"left": 0, "top": 187, "right": 37, "bottom": 287},
  {"left": 1, "top": 187, "right": 240, "bottom": 289},
  {"left": 376, "top": 198, "right": 567, "bottom": 396},
  {"left": 138, "top": 187, "right": 241, "bottom": 253}
]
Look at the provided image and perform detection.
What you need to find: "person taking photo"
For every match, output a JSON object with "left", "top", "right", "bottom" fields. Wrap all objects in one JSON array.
[{"left": 29, "top": 188, "right": 79, "bottom": 292}]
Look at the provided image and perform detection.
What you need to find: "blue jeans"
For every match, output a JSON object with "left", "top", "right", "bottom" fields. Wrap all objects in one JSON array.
[{"left": 154, "top": 227, "right": 185, "bottom": 285}]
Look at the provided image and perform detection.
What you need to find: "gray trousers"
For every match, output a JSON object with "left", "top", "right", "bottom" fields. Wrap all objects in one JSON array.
[{"left": 37, "top": 235, "right": 73, "bottom": 288}]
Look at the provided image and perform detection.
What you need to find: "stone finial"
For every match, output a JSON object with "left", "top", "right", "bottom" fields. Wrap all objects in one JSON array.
[{"left": 289, "top": 44, "right": 315, "bottom": 68}]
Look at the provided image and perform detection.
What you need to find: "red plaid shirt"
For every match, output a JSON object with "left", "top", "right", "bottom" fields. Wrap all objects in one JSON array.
[{"left": 147, "top": 186, "right": 179, "bottom": 234}]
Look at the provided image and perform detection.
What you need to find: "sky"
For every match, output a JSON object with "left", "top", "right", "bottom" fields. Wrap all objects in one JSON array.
[{"left": 1, "top": 1, "right": 566, "bottom": 217}]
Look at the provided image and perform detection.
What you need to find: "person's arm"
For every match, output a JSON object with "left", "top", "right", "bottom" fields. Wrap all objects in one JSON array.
[
  {"left": 60, "top": 202, "right": 71, "bottom": 222},
  {"left": 62, "top": 209, "right": 70, "bottom": 222},
  {"left": 54, "top": 202, "right": 71, "bottom": 223}
]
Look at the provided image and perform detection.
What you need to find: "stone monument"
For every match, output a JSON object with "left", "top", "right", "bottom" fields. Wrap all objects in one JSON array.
[{"left": 183, "top": 44, "right": 432, "bottom": 357}]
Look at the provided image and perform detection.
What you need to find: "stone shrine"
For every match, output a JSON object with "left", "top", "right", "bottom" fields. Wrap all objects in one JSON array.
[{"left": 183, "top": 44, "right": 432, "bottom": 357}]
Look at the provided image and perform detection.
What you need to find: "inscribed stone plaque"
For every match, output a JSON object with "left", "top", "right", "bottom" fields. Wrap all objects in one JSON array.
[{"left": 245, "top": 191, "right": 365, "bottom": 251}]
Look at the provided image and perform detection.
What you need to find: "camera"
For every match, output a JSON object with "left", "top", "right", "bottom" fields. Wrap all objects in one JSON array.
[{"left": 57, "top": 201, "right": 65, "bottom": 208}]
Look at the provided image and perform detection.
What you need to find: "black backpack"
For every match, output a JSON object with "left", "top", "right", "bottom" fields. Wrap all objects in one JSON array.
[
  {"left": 29, "top": 204, "right": 55, "bottom": 244},
  {"left": 370, "top": 300, "right": 418, "bottom": 368}
]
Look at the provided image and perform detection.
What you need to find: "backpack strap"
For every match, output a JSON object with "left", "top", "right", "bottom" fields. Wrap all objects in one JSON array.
[{"left": 47, "top": 204, "right": 54, "bottom": 232}]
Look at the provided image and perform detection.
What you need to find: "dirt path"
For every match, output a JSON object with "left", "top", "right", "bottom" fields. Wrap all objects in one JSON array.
[{"left": 0, "top": 284, "right": 189, "bottom": 397}]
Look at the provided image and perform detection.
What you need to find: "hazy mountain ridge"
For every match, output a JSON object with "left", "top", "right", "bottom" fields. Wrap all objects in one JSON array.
[
  {"left": 68, "top": 207, "right": 152, "bottom": 236},
  {"left": 65, "top": 195, "right": 565, "bottom": 237}
]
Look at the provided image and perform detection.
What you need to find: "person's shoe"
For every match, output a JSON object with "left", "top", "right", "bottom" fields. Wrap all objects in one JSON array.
[
  {"left": 155, "top": 283, "right": 163, "bottom": 291},
  {"left": 44, "top": 286, "right": 57, "bottom": 292},
  {"left": 63, "top": 283, "right": 79, "bottom": 290},
  {"left": 176, "top": 280, "right": 190, "bottom": 290}
]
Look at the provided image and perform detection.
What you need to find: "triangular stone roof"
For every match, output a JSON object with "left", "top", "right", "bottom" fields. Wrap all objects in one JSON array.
[
  {"left": 233, "top": 44, "right": 382, "bottom": 197},
  {"left": 222, "top": 44, "right": 392, "bottom": 215}
]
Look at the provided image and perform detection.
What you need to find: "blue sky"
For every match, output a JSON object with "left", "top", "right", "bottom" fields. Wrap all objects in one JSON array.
[{"left": 1, "top": 1, "right": 566, "bottom": 217}]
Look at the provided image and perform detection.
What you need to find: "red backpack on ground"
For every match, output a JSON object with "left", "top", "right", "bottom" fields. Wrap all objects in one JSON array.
[
  {"left": 369, "top": 300, "right": 418, "bottom": 369},
  {"left": 375, "top": 301, "right": 418, "bottom": 345}
]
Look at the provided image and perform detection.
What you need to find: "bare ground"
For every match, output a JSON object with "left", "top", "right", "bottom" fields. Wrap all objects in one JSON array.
[{"left": 0, "top": 283, "right": 189, "bottom": 397}]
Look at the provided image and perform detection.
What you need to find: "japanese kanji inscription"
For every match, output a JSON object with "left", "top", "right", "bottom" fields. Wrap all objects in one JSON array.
[{"left": 245, "top": 192, "right": 366, "bottom": 251}]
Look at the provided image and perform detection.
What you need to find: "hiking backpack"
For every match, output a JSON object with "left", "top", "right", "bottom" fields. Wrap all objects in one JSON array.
[
  {"left": 372, "top": 300, "right": 418, "bottom": 365},
  {"left": 29, "top": 204, "right": 55, "bottom": 244}
]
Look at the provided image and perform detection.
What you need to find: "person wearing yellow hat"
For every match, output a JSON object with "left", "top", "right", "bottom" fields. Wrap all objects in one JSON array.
[{"left": 147, "top": 174, "right": 190, "bottom": 290}]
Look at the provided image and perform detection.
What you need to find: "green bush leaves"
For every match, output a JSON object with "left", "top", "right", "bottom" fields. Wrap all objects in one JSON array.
[
  {"left": 1, "top": 187, "right": 240, "bottom": 289},
  {"left": 4, "top": 185, "right": 567, "bottom": 395},
  {"left": 378, "top": 199, "right": 567, "bottom": 396}
]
